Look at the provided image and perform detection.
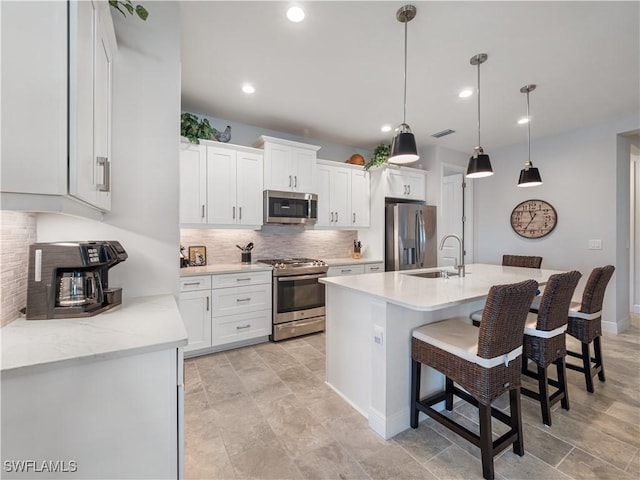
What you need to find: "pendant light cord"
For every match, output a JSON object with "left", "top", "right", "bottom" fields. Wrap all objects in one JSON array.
[
  {"left": 526, "top": 90, "right": 531, "bottom": 166},
  {"left": 476, "top": 61, "right": 481, "bottom": 147},
  {"left": 402, "top": 19, "right": 408, "bottom": 124}
]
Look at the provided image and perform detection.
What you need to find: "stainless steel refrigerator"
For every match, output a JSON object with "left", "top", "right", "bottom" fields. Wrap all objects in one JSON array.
[{"left": 385, "top": 203, "right": 437, "bottom": 271}]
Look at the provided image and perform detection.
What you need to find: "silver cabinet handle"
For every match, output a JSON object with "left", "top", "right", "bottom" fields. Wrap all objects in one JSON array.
[
  {"left": 236, "top": 297, "right": 251, "bottom": 302},
  {"left": 201, "top": 205, "right": 205, "bottom": 218},
  {"left": 236, "top": 277, "right": 251, "bottom": 282},
  {"left": 341, "top": 269, "right": 352, "bottom": 273},
  {"left": 239, "top": 207, "right": 242, "bottom": 221},
  {"left": 330, "top": 212, "right": 334, "bottom": 223},
  {"left": 183, "top": 282, "right": 201, "bottom": 287},
  {"left": 294, "top": 176, "right": 297, "bottom": 188},
  {"left": 335, "top": 211, "right": 338, "bottom": 222},
  {"left": 236, "top": 324, "right": 251, "bottom": 330},
  {"left": 369, "top": 267, "right": 380, "bottom": 271},
  {"left": 353, "top": 212, "right": 356, "bottom": 223},
  {"left": 289, "top": 175, "right": 292, "bottom": 188},
  {"left": 96, "top": 157, "right": 110, "bottom": 192},
  {"left": 206, "top": 296, "right": 210, "bottom": 311},
  {"left": 408, "top": 185, "right": 411, "bottom": 195},
  {"left": 232, "top": 206, "right": 236, "bottom": 219}
]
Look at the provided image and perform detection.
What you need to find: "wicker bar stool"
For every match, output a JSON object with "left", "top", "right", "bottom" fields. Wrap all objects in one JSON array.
[
  {"left": 531, "top": 265, "right": 615, "bottom": 393},
  {"left": 521, "top": 271, "right": 582, "bottom": 426},
  {"left": 470, "top": 255, "right": 542, "bottom": 326},
  {"left": 411, "top": 279, "right": 539, "bottom": 480}
]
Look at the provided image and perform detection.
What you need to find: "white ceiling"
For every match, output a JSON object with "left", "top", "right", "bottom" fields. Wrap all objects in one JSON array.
[{"left": 180, "top": 1, "right": 640, "bottom": 155}]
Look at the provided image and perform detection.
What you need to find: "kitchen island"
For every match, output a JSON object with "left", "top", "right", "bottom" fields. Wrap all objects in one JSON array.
[
  {"left": 1, "top": 294, "right": 187, "bottom": 479},
  {"left": 319, "top": 263, "right": 564, "bottom": 439}
]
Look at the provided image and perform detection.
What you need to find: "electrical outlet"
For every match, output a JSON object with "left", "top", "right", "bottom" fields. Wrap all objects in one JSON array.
[
  {"left": 588, "top": 239, "right": 602, "bottom": 250},
  {"left": 373, "top": 325, "right": 384, "bottom": 346}
]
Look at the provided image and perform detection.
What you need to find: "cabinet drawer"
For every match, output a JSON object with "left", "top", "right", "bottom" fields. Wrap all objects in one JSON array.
[
  {"left": 212, "top": 309, "right": 271, "bottom": 346},
  {"left": 211, "top": 283, "right": 271, "bottom": 317},
  {"left": 327, "top": 265, "right": 365, "bottom": 276},
  {"left": 211, "top": 270, "right": 272, "bottom": 289},
  {"left": 180, "top": 276, "right": 212, "bottom": 292},
  {"left": 365, "top": 263, "right": 384, "bottom": 273}
]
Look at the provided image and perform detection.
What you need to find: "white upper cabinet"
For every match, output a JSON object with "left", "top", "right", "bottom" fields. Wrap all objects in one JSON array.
[
  {"left": 254, "top": 135, "right": 320, "bottom": 193},
  {"left": 315, "top": 160, "right": 370, "bottom": 229},
  {"left": 179, "top": 141, "right": 263, "bottom": 227},
  {"left": 383, "top": 165, "right": 426, "bottom": 201},
  {"left": 1, "top": 0, "right": 116, "bottom": 218}
]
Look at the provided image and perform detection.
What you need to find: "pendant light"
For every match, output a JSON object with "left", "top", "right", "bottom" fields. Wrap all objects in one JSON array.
[
  {"left": 517, "top": 84, "right": 543, "bottom": 187},
  {"left": 466, "top": 53, "right": 493, "bottom": 178},
  {"left": 388, "top": 5, "right": 419, "bottom": 165}
]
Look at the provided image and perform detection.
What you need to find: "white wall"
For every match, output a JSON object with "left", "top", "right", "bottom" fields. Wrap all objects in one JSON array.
[
  {"left": 37, "top": 2, "right": 181, "bottom": 299},
  {"left": 474, "top": 114, "right": 639, "bottom": 333},
  {"left": 631, "top": 138, "right": 640, "bottom": 314}
]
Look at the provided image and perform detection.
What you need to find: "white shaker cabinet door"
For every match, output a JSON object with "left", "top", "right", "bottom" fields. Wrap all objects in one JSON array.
[
  {"left": 236, "top": 151, "right": 264, "bottom": 225},
  {"left": 207, "top": 146, "right": 237, "bottom": 225},
  {"left": 351, "top": 169, "right": 370, "bottom": 227},
  {"left": 291, "top": 146, "right": 316, "bottom": 193},
  {"left": 264, "top": 143, "right": 294, "bottom": 191},
  {"left": 331, "top": 166, "right": 351, "bottom": 227},
  {"left": 315, "top": 164, "right": 332, "bottom": 227},
  {"left": 179, "top": 144, "right": 207, "bottom": 224},
  {"left": 179, "top": 289, "right": 213, "bottom": 353}
]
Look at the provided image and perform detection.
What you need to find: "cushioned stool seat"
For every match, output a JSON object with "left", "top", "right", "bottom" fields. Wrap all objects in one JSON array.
[
  {"left": 520, "top": 270, "right": 582, "bottom": 426},
  {"left": 411, "top": 279, "right": 538, "bottom": 480}
]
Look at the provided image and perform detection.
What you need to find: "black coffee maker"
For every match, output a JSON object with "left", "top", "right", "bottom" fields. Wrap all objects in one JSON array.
[{"left": 26, "top": 241, "right": 127, "bottom": 320}]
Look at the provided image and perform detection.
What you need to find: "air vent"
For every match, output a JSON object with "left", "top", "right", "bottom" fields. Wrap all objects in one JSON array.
[{"left": 431, "top": 129, "right": 456, "bottom": 138}]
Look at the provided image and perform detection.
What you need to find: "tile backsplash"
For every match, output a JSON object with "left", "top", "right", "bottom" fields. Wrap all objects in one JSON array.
[
  {"left": 180, "top": 227, "right": 358, "bottom": 265},
  {"left": 1, "top": 211, "right": 37, "bottom": 326}
]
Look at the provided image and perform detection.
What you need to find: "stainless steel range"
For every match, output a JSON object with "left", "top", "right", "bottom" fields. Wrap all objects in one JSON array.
[{"left": 257, "top": 258, "right": 328, "bottom": 341}]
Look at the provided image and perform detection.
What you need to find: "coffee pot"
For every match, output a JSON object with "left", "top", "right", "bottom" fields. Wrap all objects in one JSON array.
[{"left": 26, "top": 241, "right": 127, "bottom": 320}]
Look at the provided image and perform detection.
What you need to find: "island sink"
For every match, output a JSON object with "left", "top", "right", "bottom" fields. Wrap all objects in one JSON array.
[{"left": 405, "top": 270, "right": 460, "bottom": 279}]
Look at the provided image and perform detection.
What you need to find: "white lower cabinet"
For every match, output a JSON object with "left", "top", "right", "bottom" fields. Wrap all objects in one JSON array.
[
  {"left": 365, "top": 262, "right": 384, "bottom": 273},
  {"left": 327, "top": 262, "right": 384, "bottom": 277},
  {"left": 179, "top": 271, "right": 272, "bottom": 355}
]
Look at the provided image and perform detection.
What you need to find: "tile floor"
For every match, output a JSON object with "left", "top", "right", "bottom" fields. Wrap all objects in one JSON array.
[{"left": 185, "top": 314, "right": 640, "bottom": 479}]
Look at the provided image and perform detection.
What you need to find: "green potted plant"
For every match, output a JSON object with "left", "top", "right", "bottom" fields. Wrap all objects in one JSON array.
[
  {"left": 364, "top": 144, "right": 391, "bottom": 170},
  {"left": 181, "top": 113, "right": 214, "bottom": 144},
  {"left": 109, "top": 0, "right": 148, "bottom": 20}
]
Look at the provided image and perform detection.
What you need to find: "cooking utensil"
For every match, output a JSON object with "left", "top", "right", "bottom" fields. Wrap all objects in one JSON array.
[
  {"left": 246, "top": 242, "right": 254, "bottom": 251},
  {"left": 236, "top": 245, "right": 244, "bottom": 251}
]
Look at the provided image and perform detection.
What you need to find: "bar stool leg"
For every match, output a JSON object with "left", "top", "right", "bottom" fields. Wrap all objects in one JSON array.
[
  {"left": 478, "top": 403, "right": 495, "bottom": 480},
  {"left": 537, "top": 365, "right": 552, "bottom": 426},
  {"left": 594, "top": 336, "right": 606, "bottom": 382},
  {"left": 509, "top": 388, "right": 524, "bottom": 456},
  {"left": 445, "top": 377, "right": 454, "bottom": 411},
  {"left": 581, "top": 343, "right": 595, "bottom": 393},
  {"left": 410, "top": 359, "right": 421, "bottom": 428},
  {"left": 556, "top": 358, "right": 570, "bottom": 411}
]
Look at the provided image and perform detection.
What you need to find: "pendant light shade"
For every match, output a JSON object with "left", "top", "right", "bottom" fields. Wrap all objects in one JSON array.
[
  {"left": 517, "top": 84, "right": 543, "bottom": 187},
  {"left": 388, "top": 5, "right": 419, "bottom": 165},
  {"left": 466, "top": 53, "right": 493, "bottom": 178}
]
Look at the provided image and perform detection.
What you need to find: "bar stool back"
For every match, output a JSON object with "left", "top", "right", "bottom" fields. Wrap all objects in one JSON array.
[
  {"left": 411, "top": 279, "right": 538, "bottom": 480},
  {"left": 470, "top": 255, "right": 542, "bottom": 325},
  {"left": 566, "top": 265, "right": 615, "bottom": 392},
  {"left": 521, "top": 270, "right": 582, "bottom": 425}
]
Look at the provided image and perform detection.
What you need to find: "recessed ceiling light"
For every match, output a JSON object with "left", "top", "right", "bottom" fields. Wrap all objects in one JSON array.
[
  {"left": 381, "top": 124, "right": 392, "bottom": 133},
  {"left": 287, "top": 6, "right": 305, "bottom": 23},
  {"left": 242, "top": 84, "right": 255, "bottom": 94},
  {"left": 458, "top": 89, "right": 473, "bottom": 98},
  {"left": 517, "top": 117, "right": 530, "bottom": 125}
]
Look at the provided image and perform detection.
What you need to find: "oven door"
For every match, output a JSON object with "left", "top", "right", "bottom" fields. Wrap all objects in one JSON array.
[{"left": 274, "top": 273, "right": 326, "bottom": 324}]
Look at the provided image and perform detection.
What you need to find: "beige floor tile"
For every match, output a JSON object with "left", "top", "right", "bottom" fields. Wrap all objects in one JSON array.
[
  {"left": 425, "top": 444, "right": 492, "bottom": 480},
  {"left": 391, "top": 422, "right": 452, "bottom": 464},
  {"left": 359, "top": 444, "right": 437, "bottom": 479},
  {"left": 219, "top": 418, "right": 279, "bottom": 457},
  {"left": 229, "top": 443, "right": 303, "bottom": 480},
  {"left": 557, "top": 447, "right": 637, "bottom": 480},
  {"left": 194, "top": 351, "right": 230, "bottom": 370},
  {"left": 494, "top": 450, "right": 574, "bottom": 480},
  {"left": 519, "top": 422, "right": 573, "bottom": 467},
  {"left": 292, "top": 440, "right": 369, "bottom": 480},
  {"left": 627, "top": 450, "right": 640, "bottom": 476},
  {"left": 323, "top": 413, "right": 389, "bottom": 462}
]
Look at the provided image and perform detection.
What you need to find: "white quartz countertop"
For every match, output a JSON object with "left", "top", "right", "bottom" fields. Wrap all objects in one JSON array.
[
  {"left": 324, "top": 258, "right": 384, "bottom": 267},
  {"left": 180, "top": 263, "right": 274, "bottom": 276},
  {"left": 320, "top": 263, "right": 563, "bottom": 311},
  {"left": 1, "top": 294, "right": 187, "bottom": 376}
]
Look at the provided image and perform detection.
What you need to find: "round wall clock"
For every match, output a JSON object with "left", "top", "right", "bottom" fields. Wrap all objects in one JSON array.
[{"left": 510, "top": 199, "right": 557, "bottom": 239}]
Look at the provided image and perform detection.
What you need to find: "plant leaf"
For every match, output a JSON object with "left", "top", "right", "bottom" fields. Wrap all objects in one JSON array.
[{"left": 135, "top": 5, "right": 149, "bottom": 20}]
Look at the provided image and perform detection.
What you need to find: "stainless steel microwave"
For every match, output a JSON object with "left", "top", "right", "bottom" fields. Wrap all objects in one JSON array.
[{"left": 263, "top": 190, "right": 318, "bottom": 225}]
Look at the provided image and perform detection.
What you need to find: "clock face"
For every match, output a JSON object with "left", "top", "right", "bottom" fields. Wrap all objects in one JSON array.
[{"left": 510, "top": 199, "right": 557, "bottom": 239}]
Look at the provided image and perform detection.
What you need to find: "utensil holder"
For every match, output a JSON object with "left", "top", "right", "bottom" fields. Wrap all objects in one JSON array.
[{"left": 241, "top": 252, "right": 251, "bottom": 264}]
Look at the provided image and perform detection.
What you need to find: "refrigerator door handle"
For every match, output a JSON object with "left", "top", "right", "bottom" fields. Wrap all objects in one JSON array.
[{"left": 416, "top": 210, "right": 426, "bottom": 267}]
